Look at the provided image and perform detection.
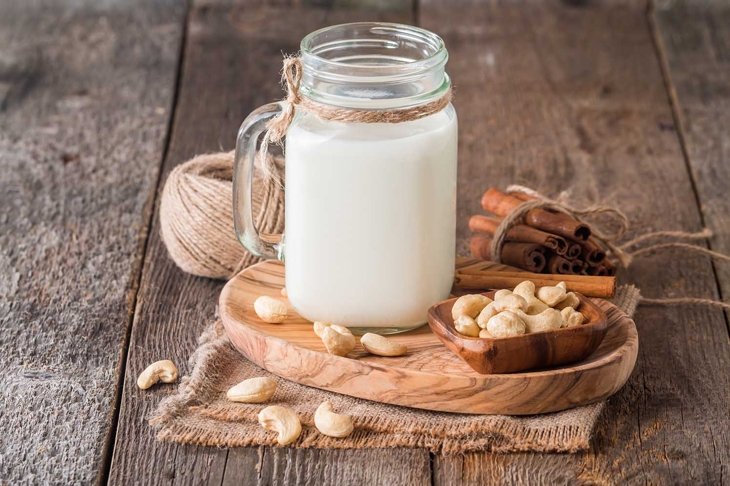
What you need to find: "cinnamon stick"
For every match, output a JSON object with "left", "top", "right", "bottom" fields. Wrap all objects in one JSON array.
[
  {"left": 509, "top": 191, "right": 531, "bottom": 202},
  {"left": 546, "top": 254, "right": 572, "bottom": 274},
  {"left": 458, "top": 259, "right": 602, "bottom": 283},
  {"left": 566, "top": 242, "right": 583, "bottom": 259},
  {"left": 570, "top": 259, "right": 586, "bottom": 274},
  {"left": 586, "top": 262, "right": 616, "bottom": 276},
  {"left": 511, "top": 189, "right": 608, "bottom": 264},
  {"left": 580, "top": 237, "right": 607, "bottom": 265},
  {"left": 481, "top": 188, "right": 591, "bottom": 241},
  {"left": 470, "top": 235, "right": 547, "bottom": 273},
  {"left": 469, "top": 215, "right": 568, "bottom": 255},
  {"left": 453, "top": 272, "right": 616, "bottom": 298},
  {"left": 586, "top": 265, "right": 609, "bottom": 276}
]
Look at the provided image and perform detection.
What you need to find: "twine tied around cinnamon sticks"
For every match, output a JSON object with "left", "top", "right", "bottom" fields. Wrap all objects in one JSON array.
[
  {"left": 490, "top": 185, "right": 631, "bottom": 268},
  {"left": 478, "top": 185, "right": 730, "bottom": 310},
  {"left": 257, "top": 56, "right": 453, "bottom": 181}
]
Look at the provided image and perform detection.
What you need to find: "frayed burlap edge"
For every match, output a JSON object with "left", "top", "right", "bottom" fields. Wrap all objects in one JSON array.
[{"left": 149, "top": 286, "right": 638, "bottom": 454}]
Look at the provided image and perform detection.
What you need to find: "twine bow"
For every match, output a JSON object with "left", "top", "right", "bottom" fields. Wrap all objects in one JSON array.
[
  {"left": 265, "top": 56, "right": 303, "bottom": 146},
  {"left": 256, "top": 57, "right": 303, "bottom": 183}
]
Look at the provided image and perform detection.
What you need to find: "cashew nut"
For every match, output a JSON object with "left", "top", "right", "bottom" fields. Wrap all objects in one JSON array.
[
  {"left": 560, "top": 307, "right": 585, "bottom": 328},
  {"left": 537, "top": 282, "right": 568, "bottom": 307},
  {"left": 554, "top": 292, "right": 580, "bottom": 310},
  {"left": 494, "top": 293, "right": 529, "bottom": 312},
  {"left": 486, "top": 310, "right": 527, "bottom": 338},
  {"left": 467, "top": 281, "right": 589, "bottom": 336},
  {"left": 254, "top": 296, "right": 288, "bottom": 323},
  {"left": 280, "top": 287, "right": 288, "bottom": 297},
  {"left": 454, "top": 315, "right": 480, "bottom": 337},
  {"left": 479, "top": 329, "right": 493, "bottom": 338},
  {"left": 475, "top": 305, "right": 496, "bottom": 329},
  {"left": 476, "top": 293, "right": 528, "bottom": 328},
  {"left": 313, "top": 321, "right": 329, "bottom": 337},
  {"left": 451, "top": 294, "right": 492, "bottom": 320},
  {"left": 515, "top": 308, "right": 563, "bottom": 333},
  {"left": 137, "top": 360, "right": 178, "bottom": 390},
  {"left": 360, "top": 333, "right": 407, "bottom": 357},
  {"left": 314, "top": 401, "right": 354, "bottom": 438},
  {"left": 494, "top": 289, "right": 513, "bottom": 300},
  {"left": 226, "top": 377, "right": 277, "bottom": 403},
  {"left": 258, "top": 405, "right": 302, "bottom": 445},
  {"left": 513, "top": 281, "right": 549, "bottom": 314},
  {"left": 316, "top": 323, "right": 356, "bottom": 356}
]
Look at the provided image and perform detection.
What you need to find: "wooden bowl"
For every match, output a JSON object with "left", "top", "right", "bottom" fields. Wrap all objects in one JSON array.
[{"left": 427, "top": 291, "right": 608, "bottom": 374}]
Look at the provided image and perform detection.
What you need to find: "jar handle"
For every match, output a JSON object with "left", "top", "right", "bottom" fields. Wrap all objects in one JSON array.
[{"left": 233, "top": 101, "right": 285, "bottom": 260}]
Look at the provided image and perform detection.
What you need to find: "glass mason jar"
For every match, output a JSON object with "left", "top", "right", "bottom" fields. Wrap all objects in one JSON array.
[{"left": 234, "top": 23, "right": 457, "bottom": 334}]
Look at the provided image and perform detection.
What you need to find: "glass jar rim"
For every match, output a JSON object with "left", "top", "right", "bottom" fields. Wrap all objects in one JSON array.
[{"left": 299, "top": 22, "right": 448, "bottom": 82}]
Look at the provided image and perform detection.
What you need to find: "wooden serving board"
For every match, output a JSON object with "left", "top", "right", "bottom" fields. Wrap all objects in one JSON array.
[{"left": 219, "top": 260, "right": 639, "bottom": 415}]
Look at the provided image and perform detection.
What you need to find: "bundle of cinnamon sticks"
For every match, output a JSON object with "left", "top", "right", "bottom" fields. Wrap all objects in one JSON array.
[{"left": 469, "top": 188, "right": 616, "bottom": 276}]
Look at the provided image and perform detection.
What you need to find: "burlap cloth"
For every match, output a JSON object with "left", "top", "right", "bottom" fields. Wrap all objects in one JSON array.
[{"left": 150, "top": 285, "right": 639, "bottom": 454}]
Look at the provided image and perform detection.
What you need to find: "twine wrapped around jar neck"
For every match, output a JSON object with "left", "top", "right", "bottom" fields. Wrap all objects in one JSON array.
[{"left": 258, "top": 56, "right": 453, "bottom": 181}]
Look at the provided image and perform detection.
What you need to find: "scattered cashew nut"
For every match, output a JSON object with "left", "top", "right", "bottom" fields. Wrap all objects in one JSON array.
[
  {"left": 512, "top": 281, "right": 549, "bottom": 315},
  {"left": 314, "top": 401, "right": 354, "bottom": 438},
  {"left": 515, "top": 308, "right": 563, "bottom": 333},
  {"left": 258, "top": 405, "right": 302, "bottom": 446},
  {"left": 451, "top": 294, "right": 492, "bottom": 320},
  {"left": 313, "top": 321, "right": 329, "bottom": 338},
  {"left": 537, "top": 282, "right": 567, "bottom": 307},
  {"left": 315, "top": 322, "right": 356, "bottom": 356},
  {"left": 226, "top": 377, "right": 277, "bottom": 403},
  {"left": 454, "top": 315, "right": 480, "bottom": 337},
  {"left": 254, "top": 296, "right": 288, "bottom": 323},
  {"left": 486, "top": 310, "right": 527, "bottom": 338},
  {"left": 360, "top": 333, "right": 407, "bottom": 357},
  {"left": 137, "top": 360, "right": 178, "bottom": 390}
]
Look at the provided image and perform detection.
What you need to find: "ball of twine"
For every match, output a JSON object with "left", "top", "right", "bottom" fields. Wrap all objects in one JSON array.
[{"left": 159, "top": 151, "right": 284, "bottom": 280}]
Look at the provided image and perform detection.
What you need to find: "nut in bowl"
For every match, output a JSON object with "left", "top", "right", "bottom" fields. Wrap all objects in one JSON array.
[{"left": 427, "top": 283, "right": 608, "bottom": 374}]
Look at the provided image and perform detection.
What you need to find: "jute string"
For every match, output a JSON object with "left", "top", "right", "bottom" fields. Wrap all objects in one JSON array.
[
  {"left": 491, "top": 185, "right": 730, "bottom": 310},
  {"left": 159, "top": 151, "right": 284, "bottom": 279},
  {"left": 258, "top": 56, "right": 453, "bottom": 182},
  {"left": 490, "top": 185, "right": 630, "bottom": 267}
]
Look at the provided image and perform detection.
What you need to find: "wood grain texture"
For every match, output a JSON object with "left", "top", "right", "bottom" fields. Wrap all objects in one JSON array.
[
  {"left": 419, "top": 0, "right": 730, "bottom": 484},
  {"left": 107, "top": 1, "right": 431, "bottom": 484},
  {"left": 255, "top": 449, "right": 432, "bottom": 486},
  {"left": 654, "top": 0, "right": 730, "bottom": 325},
  {"left": 221, "top": 260, "right": 636, "bottom": 414},
  {"left": 0, "top": 0, "right": 184, "bottom": 483},
  {"left": 220, "top": 448, "right": 431, "bottom": 486}
]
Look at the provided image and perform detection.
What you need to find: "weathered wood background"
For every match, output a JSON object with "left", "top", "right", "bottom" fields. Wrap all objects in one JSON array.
[{"left": 0, "top": 0, "right": 727, "bottom": 484}]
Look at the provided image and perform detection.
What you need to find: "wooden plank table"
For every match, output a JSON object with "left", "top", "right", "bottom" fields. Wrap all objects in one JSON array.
[{"left": 1, "top": 0, "right": 727, "bottom": 483}]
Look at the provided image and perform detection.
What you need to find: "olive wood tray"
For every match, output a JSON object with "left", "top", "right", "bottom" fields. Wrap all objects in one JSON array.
[
  {"left": 428, "top": 292, "right": 608, "bottom": 374},
  {"left": 219, "top": 260, "right": 639, "bottom": 415}
]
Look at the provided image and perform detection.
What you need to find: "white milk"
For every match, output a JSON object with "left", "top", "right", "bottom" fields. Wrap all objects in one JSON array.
[{"left": 283, "top": 107, "right": 458, "bottom": 330}]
